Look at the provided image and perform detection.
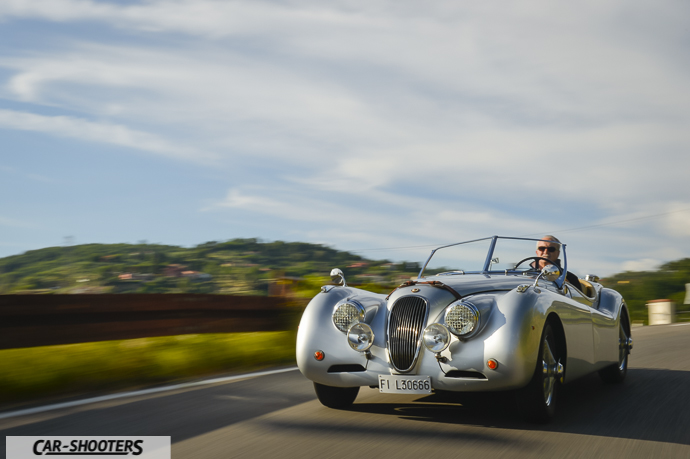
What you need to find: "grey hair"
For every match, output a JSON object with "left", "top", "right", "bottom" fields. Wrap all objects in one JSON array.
[{"left": 536, "top": 235, "right": 561, "bottom": 253}]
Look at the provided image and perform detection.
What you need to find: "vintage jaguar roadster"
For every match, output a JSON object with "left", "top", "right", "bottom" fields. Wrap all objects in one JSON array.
[{"left": 296, "top": 236, "right": 632, "bottom": 421}]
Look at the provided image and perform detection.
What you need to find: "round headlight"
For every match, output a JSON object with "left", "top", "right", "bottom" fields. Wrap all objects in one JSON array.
[
  {"left": 333, "top": 301, "right": 365, "bottom": 332},
  {"left": 423, "top": 323, "right": 451, "bottom": 353},
  {"left": 347, "top": 323, "right": 374, "bottom": 352},
  {"left": 445, "top": 301, "right": 480, "bottom": 337}
]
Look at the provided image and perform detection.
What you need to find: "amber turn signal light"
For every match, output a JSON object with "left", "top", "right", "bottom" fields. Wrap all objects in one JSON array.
[
  {"left": 314, "top": 350, "right": 325, "bottom": 361},
  {"left": 487, "top": 359, "right": 498, "bottom": 370}
]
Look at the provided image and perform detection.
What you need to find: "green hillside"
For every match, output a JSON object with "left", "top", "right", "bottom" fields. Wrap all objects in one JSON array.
[{"left": 0, "top": 239, "right": 419, "bottom": 296}]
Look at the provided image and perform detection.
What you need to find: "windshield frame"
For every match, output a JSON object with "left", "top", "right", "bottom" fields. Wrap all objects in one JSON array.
[{"left": 417, "top": 235, "right": 568, "bottom": 288}]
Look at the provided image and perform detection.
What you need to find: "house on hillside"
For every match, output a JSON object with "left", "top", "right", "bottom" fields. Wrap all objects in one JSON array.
[
  {"left": 347, "top": 262, "right": 369, "bottom": 268},
  {"left": 163, "top": 264, "right": 186, "bottom": 277},
  {"left": 118, "top": 273, "right": 154, "bottom": 281},
  {"left": 181, "top": 271, "right": 212, "bottom": 281}
]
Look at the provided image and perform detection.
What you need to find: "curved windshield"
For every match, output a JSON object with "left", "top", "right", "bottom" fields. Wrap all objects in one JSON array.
[{"left": 419, "top": 236, "right": 567, "bottom": 285}]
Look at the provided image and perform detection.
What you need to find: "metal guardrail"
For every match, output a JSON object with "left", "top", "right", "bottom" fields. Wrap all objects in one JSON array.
[{"left": 0, "top": 294, "right": 307, "bottom": 350}]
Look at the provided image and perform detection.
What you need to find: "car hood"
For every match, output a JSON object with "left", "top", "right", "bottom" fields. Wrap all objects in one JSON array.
[{"left": 418, "top": 274, "right": 534, "bottom": 297}]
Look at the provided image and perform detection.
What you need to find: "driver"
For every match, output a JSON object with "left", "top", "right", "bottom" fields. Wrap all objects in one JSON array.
[{"left": 535, "top": 236, "right": 582, "bottom": 290}]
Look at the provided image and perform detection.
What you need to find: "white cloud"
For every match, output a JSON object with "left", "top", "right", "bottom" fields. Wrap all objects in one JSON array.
[
  {"left": 0, "top": 43, "right": 380, "bottom": 163},
  {"left": 210, "top": 185, "right": 557, "bottom": 250},
  {"left": 212, "top": 188, "right": 395, "bottom": 228},
  {"left": 0, "top": 0, "right": 116, "bottom": 22},
  {"left": 0, "top": 1, "right": 380, "bottom": 37},
  {"left": 2, "top": 3, "right": 688, "bottom": 184},
  {"left": 4, "top": 0, "right": 689, "bottom": 124},
  {"left": 0, "top": 216, "right": 33, "bottom": 229},
  {"left": 663, "top": 204, "right": 690, "bottom": 238},
  {"left": 621, "top": 258, "right": 662, "bottom": 273},
  {"left": 0, "top": 109, "right": 214, "bottom": 162}
]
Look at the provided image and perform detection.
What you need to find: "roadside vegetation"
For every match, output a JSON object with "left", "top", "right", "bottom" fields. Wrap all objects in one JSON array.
[
  {"left": 0, "top": 331, "right": 296, "bottom": 406},
  {"left": 601, "top": 258, "right": 690, "bottom": 323}
]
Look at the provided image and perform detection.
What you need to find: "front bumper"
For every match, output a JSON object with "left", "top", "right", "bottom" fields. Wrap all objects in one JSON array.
[{"left": 298, "top": 325, "right": 535, "bottom": 392}]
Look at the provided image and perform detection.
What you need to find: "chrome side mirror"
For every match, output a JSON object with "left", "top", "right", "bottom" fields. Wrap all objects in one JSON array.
[
  {"left": 542, "top": 264, "right": 561, "bottom": 282},
  {"left": 330, "top": 268, "right": 347, "bottom": 287},
  {"left": 532, "top": 264, "right": 561, "bottom": 292}
]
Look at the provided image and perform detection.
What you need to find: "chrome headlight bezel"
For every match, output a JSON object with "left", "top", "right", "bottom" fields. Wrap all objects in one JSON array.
[
  {"left": 444, "top": 301, "right": 480, "bottom": 338},
  {"left": 347, "top": 323, "right": 374, "bottom": 352},
  {"left": 422, "top": 323, "right": 451, "bottom": 353},
  {"left": 332, "top": 300, "right": 366, "bottom": 332}
]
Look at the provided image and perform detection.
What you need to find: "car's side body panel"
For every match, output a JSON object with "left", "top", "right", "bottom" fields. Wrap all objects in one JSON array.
[
  {"left": 554, "top": 297, "right": 595, "bottom": 381},
  {"left": 593, "top": 288, "right": 627, "bottom": 367}
]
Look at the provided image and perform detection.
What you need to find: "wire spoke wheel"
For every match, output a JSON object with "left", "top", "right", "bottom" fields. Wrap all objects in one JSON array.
[
  {"left": 542, "top": 339, "right": 557, "bottom": 406},
  {"left": 618, "top": 321, "right": 629, "bottom": 371}
]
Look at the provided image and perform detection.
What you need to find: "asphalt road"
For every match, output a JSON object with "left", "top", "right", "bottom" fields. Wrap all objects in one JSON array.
[{"left": 2, "top": 323, "right": 690, "bottom": 458}]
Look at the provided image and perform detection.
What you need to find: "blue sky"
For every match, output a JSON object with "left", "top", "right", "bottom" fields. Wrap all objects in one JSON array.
[{"left": 1, "top": 0, "right": 689, "bottom": 276}]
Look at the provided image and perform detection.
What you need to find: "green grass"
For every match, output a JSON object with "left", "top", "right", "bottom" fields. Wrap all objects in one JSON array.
[{"left": 0, "top": 332, "right": 297, "bottom": 405}]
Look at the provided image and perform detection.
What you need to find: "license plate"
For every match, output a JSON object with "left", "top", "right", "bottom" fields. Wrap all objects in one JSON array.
[{"left": 379, "top": 375, "right": 432, "bottom": 394}]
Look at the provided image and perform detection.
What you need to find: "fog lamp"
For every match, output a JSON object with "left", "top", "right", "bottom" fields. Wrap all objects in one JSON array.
[
  {"left": 422, "top": 323, "right": 451, "bottom": 353},
  {"left": 347, "top": 323, "right": 374, "bottom": 352}
]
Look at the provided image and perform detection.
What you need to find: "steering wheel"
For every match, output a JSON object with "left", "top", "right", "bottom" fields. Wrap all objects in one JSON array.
[{"left": 513, "top": 256, "right": 558, "bottom": 271}]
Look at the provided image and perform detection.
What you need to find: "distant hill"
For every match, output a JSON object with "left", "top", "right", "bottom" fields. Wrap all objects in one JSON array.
[{"left": 0, "top": 239, "right": 419, "bottom": 296}]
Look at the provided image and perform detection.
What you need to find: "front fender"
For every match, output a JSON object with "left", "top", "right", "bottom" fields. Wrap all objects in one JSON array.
[{"left": 296, "top": 287, "right": 386, "bottom": 386}]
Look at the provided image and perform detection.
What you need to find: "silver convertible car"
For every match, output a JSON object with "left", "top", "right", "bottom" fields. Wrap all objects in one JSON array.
[{"left": 296, "top": 236, "right": 633, "bottom": 421}]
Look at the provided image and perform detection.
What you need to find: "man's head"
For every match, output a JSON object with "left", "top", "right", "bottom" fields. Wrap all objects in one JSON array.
[{"left": 535, "top": 235, "right": 561, "bottom": 269}]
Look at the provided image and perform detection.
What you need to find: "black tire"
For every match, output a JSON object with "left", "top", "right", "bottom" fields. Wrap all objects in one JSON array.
[
  {"left": 313, "top": 382, "right": 359, "bottom": 409},
  {"left": 599, "top": 314, "right": 630, "bottom": 383},
  {"left": 515, "top": 322, "right": 562, "bottom": 423}
]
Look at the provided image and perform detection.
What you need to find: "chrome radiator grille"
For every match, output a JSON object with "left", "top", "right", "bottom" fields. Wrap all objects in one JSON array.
[{"left": 387, "top": 296, "right": 428, "bottom": 372}]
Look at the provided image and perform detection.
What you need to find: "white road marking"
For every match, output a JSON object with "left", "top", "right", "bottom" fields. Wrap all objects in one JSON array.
[{"left": 0, "top": 366, "right": 298, "bottom": 421}]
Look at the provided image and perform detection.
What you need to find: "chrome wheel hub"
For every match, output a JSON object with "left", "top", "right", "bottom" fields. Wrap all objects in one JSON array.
[
  {"left": 541, "top": 340, "right": 563, "bottom": 406},
  {"left": 618, "top": 323, "right": 632, "bottom": 371}
]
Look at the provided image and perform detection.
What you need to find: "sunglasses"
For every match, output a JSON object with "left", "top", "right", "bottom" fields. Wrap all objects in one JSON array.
[{"left": 537, "top": 246, "right": 557, "bottom": 253}]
